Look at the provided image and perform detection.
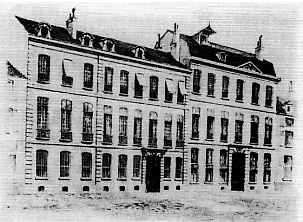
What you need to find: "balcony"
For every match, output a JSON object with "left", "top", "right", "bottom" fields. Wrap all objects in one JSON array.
[
  {"left": 62, "top": 76, "right": 73, "bottom": 87},
  {"left": 133, "top": 137, "right": 142, "bottom": 146},
  {"left": 191, "top": 131, "right": 199, "bottom": 140},
  {"left": 148, "top": 138, "right": 157, "bottom": 147},
  {"left": 38, "top": 72, "right": 50, "bottom": 83},
  {"left": 164, "top": 139, "right": 172, "bottom": 147},
  {"left": 60, "top": 131, "right": 72, "bottom": 142},
  {"left": 82, "top": 132, "right": 93, "bottom": 143},
  {"left": 176, "top": 139, "right": 184, "bottom": 147},
  {"left": 104, "top": 84, "right": 113, "bottom": 93},
  {"left": 83, "top": 81, "right": 93, "bottom": 89},
  {"left": 36, "top": 129, "right": 50, "bottom": 140},
  {"left": 103, "top": 135, "right": 112, "bottom": 144},
  {"left": 119, "top": 135, "right": 128, "bottom": 146}
]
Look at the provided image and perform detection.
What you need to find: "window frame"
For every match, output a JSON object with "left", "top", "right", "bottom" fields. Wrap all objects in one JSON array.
[
  {"left": 265, "top": 85, "right": 273, "bottom": 107},
  {"left": 60, "top": 99, "right": 72, "bottom": 142},
  {"left": 119, "top": 108, "right": 128, "bottom": 146},
  {"left": 236, "top": 79, "right": 244, "bottom": 102},
  {"left": 103, "top": 105, "right": 113, "bottom": 144},
  {"left": 104, "top": 67, "right": 113, "bottom": 92},
  {"left": 263, "top": 153, "right": 271, "bottom": 183},
  {"left": 83, "top": 63, "right": 94, "bottom": 89},
  {"left": 149, "top": 76, "right": 159, "bottom": 100},
  {"left": 164, "top": 157, "right": 171, "bottom": 179},
  {"left": 221, "top": 76, "right": 229, "bottom": 99},
  {"left": 82, "top": 102, "right": 93, "bottom": 143},
  {"left": 205, "top": 149, "right": 213, "bottom": 183},
  {"left": 175, "top": 157, "right": 183, "bottom": 179},
  {"left": 133, "top": 110, "right": 142, "bottom": 146},
  {"left": 118, "top": 154, "right": 127, "bottom": 179},
  {"left": 249, "top": 152, "right": 258, "bottom": 183},
  {"left": 36, "top": 150, "right": 48, "bottom": 178},
  {"left": 219, "top": 150, "right": 228, "bottom": 183},
  {"left": 37, "top": 97, "right": 50, "bottom": 139},
  {"left": 60, "top": 151, "right": 70, "bottom": 178},
  {"left": 119, "top": 70, "right": 129, "bottom": 95},
  {"left": 250, "top": 115, "right": 259, "bottom": 144},
  {"left": 193, "top": 69, "right": 201, "bottom": 94},
  {"left": 148, "top": 112, "right": 158, "bottom": 147},
  {"left": 133, "top": 155, "right": 141, "bottom": 178},
  {"left": 38, "top": 54, "right": 50, "bottom": 83},
  {"left": 191, "top": 148, "right": 199, "bottom": 183},
  {"left": 207, "top": 73, "right": 216, "bottom": 97},
  {"left": 251, "top": 82, "right": 260, "bottom": 105},
  {"left": 102, "top": 153, "right": 112, "bottom": 179},
  {"left": 82, "top": 152, "right": 92, "bottom": 179}
]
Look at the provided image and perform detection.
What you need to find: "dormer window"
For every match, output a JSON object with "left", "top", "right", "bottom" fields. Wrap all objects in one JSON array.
[
  {"left": 101, "top": 39, "right": 115, "bottom": 52},
  {"left": 81, "top": 33, "right": 93, "bottom": 47},
  {"left": 132, "top": 47, "right": 146, "bottom": 59},
  {"left": 38, "top": 23, "right": 51, "bottom": 38},
  {"left": 216, "top": 52, "right": 227, "bottom": 63}
]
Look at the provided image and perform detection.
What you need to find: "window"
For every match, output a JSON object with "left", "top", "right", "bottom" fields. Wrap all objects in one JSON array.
[
  {"left": 286, "top": 118, "right": 294, "bottom": 127},
  {"left": 164, "top": 114, "right": 172, "bottom": 147},
  {"left": 38, "top": 54, "right": 50, "bottom": 82},
  {"left": 235, "top": 113, "right": 244, "bottom": 143},
  {"left": 118, "top": 154, "right": 127, "bottom": 179},
  {"left": 207, "top": 73, "right": 215, "bottom": 97},
  {"left": 102, "top": 39, "right": 115, "bottom": 52},
  {"left": 192, "top": 107, "right": 200, "bottom": 139},
  {"left": 149, "top": 76, "right": 158, "bottom": 99},
  {"left": 219, "top": 150, "right": 228, "bottom": 183},
  {"left": 236, "top": 79, "right": 244, "bottom": 101},
  {"left": 165, "top": 79, "right": 174, "bottom": 102},
  {"left": 148, "top": 111, "right": 158, "bottom": 147},
  {"left": 205, "top": 149, "right": 213, "bottom": 182},
  {"left": 135, "top": 47, "right": 145, "bottom": 59},
  {"left": 83, "top": 36, "right": 90, "bottom": 47},
  {"left": 133, "top": 155, "right": 141, "bottom": 178},
  {"left": 265, "top": 85, "right": 273, "bottom": 107},
  {"left": 60, "top": 151, "right": 70, "bottom": 178},
  {"left": 62, "top": 59, "right": 73, "bottom": 86},
  {"left": 193, "top": 69, "right": 201, "bottom": 93},
  {"left": 60, "top": 99, "right": 72, "bottom": 141},
  {"left": 263, "top": 153, "right": 271, "bottom": 183},
  {"left": 283, "top": 155, "right": 292, "bottom": 181},
  {"left": 191, "top": 148, "right": 199, "bottom": 182},
  {"left": 133, "top": 109, "right": 142, "bottom": 146},
  {"left": 220, "top": 111, "right": 229, "bottom": 142},
  {"left": 82, "top": 152, "right": 92, "bottom": 178},
  {"left": 39, "top": 24, "right": 50, "bottom": 38},
  {"left": 177, "top": 81, "right": 186, "bottom": 104},
  {"left": 36, "top": 150, "right": 48, "bottom": 178},
  {"left": 104, "top": 67, "right": 113, "bottom": 92},
  {"left": 120, "top": 70, "right": 129, "bottom": 95},
  {"left": 222, "top": 76, "right": 229, "bottom": 99},
  {"left": 175, "top": 157, "right": 183, "bottom": 179},
  {"left": 264, "top": 117, "right": 272, "bottom": 145},
  {"left": 102, "top": 153, "right": 111, "bottom": 179},
  {"left": 37, "top": 97, "right": 50, "bottom": 139},
  {"left": 164, "top": 157, "right": 171, "bottom": 179},
  {"left": 251, "top": 82, "right": 260, "bottom": 105},
  {"left": 176, "top": 115, "right": 184, "bottom": 147},
  {"left": 285, "top": 131, "right": 293, "bottom": 147},
  {"left": 84, "top": 63, "right": 93, "bottom": 89},
  {"left": 206, "top": 109, "right": 215, "bottom": 140},
  {"left": 103, "top": 105, "right": 113, "bottom": 143},
  {"left": 82, "top": 103, "right": 93, "bottom": 143},
  {"left": 250, "top": 115, "right": 259, "bottom": 144},
  {"left": 119, "top": 108, "right": 128, "bottom": 145},
  {"left": 134, "top": 73, "right": 144, "bottom": 98},
  {"left": 249, "top": 152, "right": 258, "bottom": 183}
]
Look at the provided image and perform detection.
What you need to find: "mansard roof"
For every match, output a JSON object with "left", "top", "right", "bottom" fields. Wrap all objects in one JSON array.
[
  {"left": 16, "top": 16, "right": 188, "bottom": 70},
  {"left": 180, "top": 33, "right": 276, "bottom": 77},
  {"left": 7, "top": 61, "right": 27, "bottom": 79}
]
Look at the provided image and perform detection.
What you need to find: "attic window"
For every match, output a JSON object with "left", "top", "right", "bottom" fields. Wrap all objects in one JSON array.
[
  {"left": 102, "top": 39, "right": 115, "bottom": 52},
  {"left": 38, "top": 23, "right": 51, "bottom": 38},
  {"left": 216, "top": 52, "right": 227, "bottom": 63},
  {"left": 81, "top": 34, "right": 93, "bottom": 47},
  {"left": 133, "top": 47, "right": 145, "bottom": 59}
]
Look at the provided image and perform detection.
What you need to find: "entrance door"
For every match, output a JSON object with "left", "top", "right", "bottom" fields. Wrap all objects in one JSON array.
[
  {"left": 231, "top": 152, "right": 245, "bottom": 191},
  {"left": 146, "top": 155, "right": 161, "bottom": 192}
]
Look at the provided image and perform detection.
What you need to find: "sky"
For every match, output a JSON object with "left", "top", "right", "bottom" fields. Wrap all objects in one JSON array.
[{"left": 1, "top": 2, "right": 303, "bottom": 96}]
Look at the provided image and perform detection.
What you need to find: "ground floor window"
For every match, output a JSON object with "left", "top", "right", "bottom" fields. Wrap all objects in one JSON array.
[
  {"left": 102, "top": 153, "right": 111, "bottom": 179},
  {"left": 36, "top": 150, "right": 48, "bottom": 178},
  {"left": 263, "top": 153, "right": 271, "bottom": 182},
  {"left": 283, "top": 155, "right": 292, "bottom": 181},
  {"left": 191, "top": 148, "right": 199, "bottom": 182},
  {"left": 249, "top": 152, "right": 258, "bottom": 183},
  {"left": 133, "top": 155, "right": 141, "bottom": 178},
  {"left": 60, "top": 151, "right": 70, "bottom": 178},
  {"left": 164, "top": 157, "right": 171, "bottom": 179},
  {"left": 118, "top": 154, "right": 127, "bottom": 179},
  {"left": 82, "top": 152, "right": 92, "bottom": 178},
  {"left": 205, "top": 149, "right": 213, "bottom": 182},
  {"left": 175, "top": 157, "right": 183, "bottom": 179},
  {"left": 219, "top": 150, "right": 228, "bottom": 183}
]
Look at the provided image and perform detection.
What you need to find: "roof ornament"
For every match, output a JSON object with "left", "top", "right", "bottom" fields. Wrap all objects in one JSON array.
[{"left": 255, "top": 35, "right": 263, "bottom": 60}]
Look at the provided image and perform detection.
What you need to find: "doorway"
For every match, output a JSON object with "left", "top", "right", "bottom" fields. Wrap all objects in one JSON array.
[
  {"left": 231, "top": 152, "right": 245, "bottom": 191},
  {"left": 145, "top": 155, "right": 161, "bottom": 192}
]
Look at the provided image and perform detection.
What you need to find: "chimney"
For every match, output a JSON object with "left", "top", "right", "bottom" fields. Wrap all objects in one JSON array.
[
  {"left": 255, "top": 35, "right": 263, "bottom": 60},
  {"left": 66, "top": 7, "right": 77, "bottom": 39},
  {"left": 156, "top": 33, "right": 162, "bottom": 49},
  {"left": 170, "top": 23, "right": 180, "bottom": 61}
]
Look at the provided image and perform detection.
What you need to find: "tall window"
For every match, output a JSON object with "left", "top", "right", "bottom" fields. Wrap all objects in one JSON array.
[
  {"left": 61, "top": 99, "right": 72, "bottom": 141},
  {"left": 285, "top": 131, "right": 293, "bottom": 147},
  {"left": 133, "top": 109, "right": 142, "bottom": 146},
  {"left": 220, "top": 111, "right": 229, "bottom": 142},
  {"left": 133, "top": 155, "right": 141, "bottom": 178},
  {"left": 134, "top": 73, "right": 144, "bottom": 98},
  {"left": 264, "top": 117, "right": 272, "bottom": 145},
  {"left": 165, "top": 79, "right": 174, "bottom": 102},
  {"left": 119, "top": 108, "right": 128, "bottom": 145},
  {"left": 205, "top": 149, "right": 213, "bottom": 182},
  {"left": 60, "top": 151, "right": 70, "bottom": 178},
  {"left": 177, "top": 81, "right": 186, "bottom": 104},
  {"left": 176, "top": 115, "right": 184, "bottom": 147},
  {"left": 207, "top": 73, "right": 215, "bottom": 97},
  {"left": 118, "top": 154, "right": 127, "bottom": 179},
  {"left": 250, "top": 115, "right": 259, "bottom": 144},
  {"left": 175, "top": 157, "right": 183, "bottom": 179},
  {"left": 192, "top": 107, "right": 200, "bottom": 139},
  {"left": 249, "top": 152, "right": 258, "bottom": 183},
  {"left": 37, "top": 97, "right": 50, "bottom": 139},
  {"left": 150, "top": 76, "right": 158, "bottom": 99},
  {"left": 36, "top": 150, "right": 48, "bottom": 177},
  {"left": 164, "top": 114, "right": 172, "bottom": 147},
  {"left": 265, "top": 85, "right": 273, "bottom": 107},
  {"left": 104, "top": 67, "right": 113, "bottom": 92},
  {"left": 263, "top": 153, "right": 271, "bottom": 183},
  {"left": 38, "top": 54, "right": 50, "bottom": 82},
  {"left": 84, "top": 63, "right": 93, "bottom": 89},
  {"left": 82, "top": 103, "right": 93, "bottom": 143},
  {"left": 235, "top": 113, "right": 244, "bottom": 143},
  {"left": 219, "top": 150, "right": 228, "bottom": 183},
  {"left": 164, "top": 157, "right": 171, "bottom": 179},
  {"left": 283, "top": 155, "right": 292, "bottom": 181},
  {"left": 193, "top": 69, "right": 201, "bottom": 93},
  {"left": 62, "top": 59, "right": 73, "bottom": 86},
  {"left": 206, "top": 109, "right": 215, "bottom": 140},
  {"left": 191, "top": 148, "right": 199, "bottom": 182},
  {"left": 82, "top": 152, "right": 92, "bottom": 178},
  {"left": 102, "top": 153, "right": 111, "bottom": 179},
  {"left": 222, "top": 76, "right": 229, "bottom": 99},
  {"left": 148, "top": 111, "right": 158, "bottom": 147},
  {"left": 236, "top": 79, "right": 244, "bottom": 101},
  {"left": 103, "top": 105, "right": 112, "bottom": 143},
  {"left": 120, "top": 70, "right": 129, "bottom": 95},
  {"left": 251, "top": 82, "right": 260, "bottom": 105}
]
